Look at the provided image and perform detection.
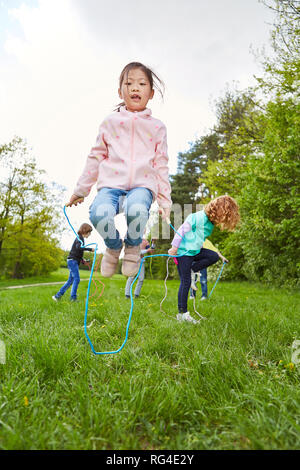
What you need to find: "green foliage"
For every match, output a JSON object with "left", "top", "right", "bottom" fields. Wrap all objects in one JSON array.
[
  {"left": 237, "top": 97, "right": 300, "bottom": 286},
  {"left": 168, "top": 1, "right": 300, "bottom": 287},
  {"left": 0, "top": 137, "right": 66, "bottom": 278},
  {"left": 3, "top": 226, "right": 63, "bottom": 278}
]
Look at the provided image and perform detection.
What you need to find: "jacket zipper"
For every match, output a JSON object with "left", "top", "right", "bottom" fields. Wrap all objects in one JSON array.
[{"left": 129, "top": 116, "right": 135, "bottom": 188}]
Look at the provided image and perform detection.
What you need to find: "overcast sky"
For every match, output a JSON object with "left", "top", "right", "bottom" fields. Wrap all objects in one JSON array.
[{"left": 0, "top": 0, "right": 275, "bottom": 250}]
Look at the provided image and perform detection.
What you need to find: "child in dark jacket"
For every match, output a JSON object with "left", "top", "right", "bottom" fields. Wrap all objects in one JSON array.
[{"left": 52, "top": 223, "right": 94, "bottom": 302}]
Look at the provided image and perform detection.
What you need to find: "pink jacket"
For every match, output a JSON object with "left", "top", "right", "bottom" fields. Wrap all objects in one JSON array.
[{"left": 74, "top": 107, "right": 172, "bottom": 209}]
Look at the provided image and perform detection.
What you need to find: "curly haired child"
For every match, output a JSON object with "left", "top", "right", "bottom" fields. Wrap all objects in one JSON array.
[{"left": 168, "top": 195, "right": 240, "bottom": 323}]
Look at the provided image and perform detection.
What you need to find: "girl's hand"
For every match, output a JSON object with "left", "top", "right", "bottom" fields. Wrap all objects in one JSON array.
[
  {"left": 66, "top": 194, "right": 84, "bottom": 207},
  {"left": 219, "top": 253, "right": 229, "bottom": 263},
  {"left": 168, "top": 246, "right": 178, "bottom": 256},
  {"left": 159, "top": 207, "right": 171, "bottom": 223}
]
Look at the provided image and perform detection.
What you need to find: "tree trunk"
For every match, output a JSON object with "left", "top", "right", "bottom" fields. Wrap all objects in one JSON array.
[{"left": 12, "top": 260, "right": 23, "bottom": 279}]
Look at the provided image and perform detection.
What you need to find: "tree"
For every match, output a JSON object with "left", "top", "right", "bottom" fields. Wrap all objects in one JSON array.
[
  {"left": 257, "top": 0, "right": 300, "bottom": 96},
  {"left": 0, "top": 137, "right": 65, "bottom": 278},
  {"left": 238, "top": 95, "right": 300, "bottom": 285}
]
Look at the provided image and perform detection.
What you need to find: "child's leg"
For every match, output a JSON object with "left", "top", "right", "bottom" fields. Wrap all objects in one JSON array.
[
  {"left": 191, "top": 248, "right": 219, "bottom": 272},
  {"left": 177, "top": 255, "right": 194, "bottom": 313},
  {"left": 200, "top": 268, "right": 208, "bottom": 298},
  {"left": 89, "top": 187, "right": 124, "bottom": 250},
  {"left": 69, "top": 260, "right": 80, "bottom": 300},
  {"left": 55, "top": 261, "right": 74, "bottom": 298},
  {"left": 134, "top": 262, "right": 145, "bottom": 297},
  {"left": 125, "top": 276, "right": 134, "bottom": 297},
  {"left": 122, "top": 188, "right": 152, "bottom": 277},
  {"left": 123, "top": 188, "right": 153, "bottom": 247}
]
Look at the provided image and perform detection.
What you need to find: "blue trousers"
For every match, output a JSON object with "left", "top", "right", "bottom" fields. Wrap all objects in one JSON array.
[
  {"left": 55, "top": 259, "right": 80, "bottom": 300},
  {"left": 89, "top": 187, "right": 153, "bottom": 250},
  {"left": 125, "top": 262, "right": 145, "bottom": 297},
  {"left": 177, "top": 248, "right": 219, "bottom": 313},
  {"left": 190, "top": 268, "right": 208, "bottom": 298}
]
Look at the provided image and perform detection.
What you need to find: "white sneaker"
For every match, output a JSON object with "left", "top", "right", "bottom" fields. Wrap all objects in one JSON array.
[
  {"left": 200, "top": 296, "right": 207, "bottom": 301},
  {"left": 52, "top": 295, "right": 58, "bottom": 302},
  {"left": 189, "top": 295, "right": 194, "bottom": 300},
  {"left": 176, "top": 313, "right": 184, "bottom": 322},
  {"left": 182, "top": 312, "right": 199, "bottom": 324}
]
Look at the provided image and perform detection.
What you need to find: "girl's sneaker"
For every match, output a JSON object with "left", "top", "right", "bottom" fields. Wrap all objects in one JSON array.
[
  {"left": 177, "top": 312, "right": 199, "bottom": 324},
  {"left": 101, "top": 246, "right": 122, "bottom": 277},
  {"left": 176, "top": 313, "right": 184, "bottom": 322}
]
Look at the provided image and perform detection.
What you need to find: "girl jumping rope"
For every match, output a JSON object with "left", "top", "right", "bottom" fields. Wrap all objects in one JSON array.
[
  {"left": 66, "top": 62, "right": 172, "bottom": 279},
  {"left": 168, "top": 195, "right": 240, "bottom": 324}
]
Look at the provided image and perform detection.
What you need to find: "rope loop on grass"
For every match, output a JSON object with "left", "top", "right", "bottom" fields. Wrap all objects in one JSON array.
[{"left": 63, "top": 206, "right": 226, "bottom": 355}]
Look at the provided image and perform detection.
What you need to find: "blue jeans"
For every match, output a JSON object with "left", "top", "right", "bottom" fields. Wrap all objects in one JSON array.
[
  {"left": 200, "top": 268, "right": 208, "bottom": 297},
  {"left": 125, "top": 262, "right": 145, "bottom": 297},
  {"left": 55, "top": 259, "right": 80, "bottom": 300},
  {"left": 89, "top": 187, "right": 153, "bottom": 250},
  {"left": 190, "top": 268, "right": 208, "bottom": 298}
]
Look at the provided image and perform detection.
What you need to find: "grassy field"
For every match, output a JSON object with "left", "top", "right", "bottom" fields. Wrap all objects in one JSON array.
[
  {"left": 0, "top": 270, "right": 299, "bottom": 450},
  {"left": 0, "top": 267, "right": 93, "bottom": 288}
]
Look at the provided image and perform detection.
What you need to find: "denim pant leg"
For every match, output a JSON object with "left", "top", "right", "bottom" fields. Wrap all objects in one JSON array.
[
  {"left": 177, "top": 255, "right": 194, "bottom": 313},
  {"left": 125, "top": 276, "right": 134, "bottom": 296},
  {"left": 191, "top": 249, "right": 219, "bottom": 272},
  {"left": 89, "top": 188, "right": 124, "bottom": 250},
  {"left": 200, "top": 268, "right": 208, "bottom": 297},
  {"left": 134, "top": 262, "right": 145, "bottom": 296},
  {"left": 69, "top": 259, "right": 80, "bottom": 300},
  {"left": 123, "top": 188, "right": 153, "bottom": 247},
  {"left": 125, "top": 262, "right": 144, "bottom": 296},
  {"left": 55, "top": 262, "right": 74, "bottom": 298}
]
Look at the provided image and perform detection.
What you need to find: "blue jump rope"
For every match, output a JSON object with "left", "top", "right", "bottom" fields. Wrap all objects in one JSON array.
[{"left": 63, "top": 206, "right": 226, "bottom": 355}]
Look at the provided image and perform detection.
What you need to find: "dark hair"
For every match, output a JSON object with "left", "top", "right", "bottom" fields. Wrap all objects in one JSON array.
[
  {"left": 115, "top": 62, "right": 165, "bottom": 111},
  {"left": 78, "top": 223, "right": 93, "bottom": 236}
]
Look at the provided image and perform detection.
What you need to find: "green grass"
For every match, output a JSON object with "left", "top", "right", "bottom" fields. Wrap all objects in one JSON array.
[
  {"left": 0, "top": 268, "right": 102, "bottom": 288},
  {"left": 0, "top": 274, "right": 299, "bottom": 450}
]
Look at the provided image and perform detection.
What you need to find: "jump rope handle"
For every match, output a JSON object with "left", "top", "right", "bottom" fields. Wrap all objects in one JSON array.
[
  {"left": 160, "top": 208, "right": 171, "bottom": 226},
  {"left": 160, "top": 209, "right": 178, "bottom": 264}
]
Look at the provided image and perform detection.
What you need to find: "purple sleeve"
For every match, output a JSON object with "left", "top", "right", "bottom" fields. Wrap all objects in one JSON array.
[{"left": 171, "top": 221, "right": 192, "bottom": 248}]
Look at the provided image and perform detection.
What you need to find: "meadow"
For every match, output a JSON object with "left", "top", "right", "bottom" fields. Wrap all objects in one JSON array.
[{"left": 0, "top": 269, "right": 299, "bottom": 450}]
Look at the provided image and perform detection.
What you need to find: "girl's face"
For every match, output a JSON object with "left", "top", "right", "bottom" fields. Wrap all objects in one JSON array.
[
  {"left": 83, "top": 231, "right": 91, "bottom": 239},
  {"left": 118, "top": 68, "right": 154, "bottom": 112}
]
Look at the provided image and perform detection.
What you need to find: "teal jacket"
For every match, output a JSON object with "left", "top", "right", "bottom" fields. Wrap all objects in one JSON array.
[{"left": 177, "top": 210, "right": 214, "bottom": 256}]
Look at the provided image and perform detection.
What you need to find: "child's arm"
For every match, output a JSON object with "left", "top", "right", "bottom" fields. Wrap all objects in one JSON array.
[
  {"left": 154, "top": 125, "right": 172, "bottom": 220},
  {"left": 67, "top": 124, "right": 108, "bottom": 206},
  {"left": 217, "top": 251, "right": 228, "bottom": 264},
  {"left": 168, "top": 220, "right": 192, "bottom": 255}
]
